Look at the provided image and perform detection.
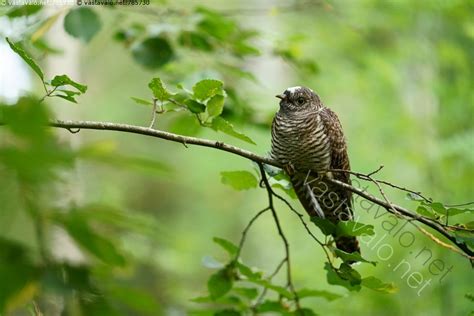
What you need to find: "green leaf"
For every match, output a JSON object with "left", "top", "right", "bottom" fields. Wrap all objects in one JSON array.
[
  {"left": 333, "top": 248, "right": 377, "bottom": 266},
  {"left": 0, "top": 238, "right": 40, "bottom": 312},
  {"left": 271, "top": 182, "right": 297, "bottom": 199},
  {"left": 178, "top": 31, "right": 213, "bottom": 51},
  {"left": 297, "top": 288, "right": 342, "bottom": 301},
  {"left": 336, "top": 221, "right": 375, "bottom": 237},
  {"left": 213, "top": 237, "right": 239, "bottom": 256},
  {"left": 208, "top": 268, "right": 234, "bottom": 300},
  {"left": 211, "top": 117, "right": 255, "bottom": 144},
  {"left": 185, "top": 99, "right": 206, "bottom": 113},
  {"left": 324, "top": 263, "right": 361, "bottom": 292},
  {"left": 7, "top": 5, "right": 42, "bottom": 18},
  {"left": 207, "top": 94, "right": 225, "bottom": 117},
  {"left": 6, "top": 37, "right": 44, "bottom": 80},
  {"left": 214, "top": 309, "right": 241, "bottom": 316},
  {"left": 132, "top": 37, "right": 174, "bottom": 69},
  {"left": 64, "top": 8, "right": 101, "bottom": 43},
  {"left": 295, "top": 308, "right": 318, "bottom": 316},
  {"left": 256, "top": 300, "right": 287, "bottom": 313},
  {"left": 236, "top": 262, "right": 261, "bottom": 280},
  {"left": 169, "top": 114, "right": 201, "bottom": 136},
  {"left": 78, "top": 141, "right": 171, "bottom": 176},
  {"left": 220, "top": 171, "right": 258, "bottom": 190},
  {"left": 249, "top": 279, "right": 292, "bottom": 299},
  {"left": 131, "top": 97, "right": 154, "bottom": 106},
  {"left": 193, "top": 79, "right": 223, "bottom": 101},
  {"left": 311, "top": 217, "right": 336, "bottom": 236},
  {"left": 54, "top": 211, "right": 126, "bottom": 266},
  {"left": 107, "top": 287, "right": 160, "bottom": 314},
  {"left": 415, "top": 205, "right": 438, "bottom": 219},
  {"left": 51, "top": 74, "right": 87, "bottom": 93},
  {"left": 55, "top": 94, "right": 77, "bottom": 103},
  {"left": 445, "top": 207, "right": 474, "bottom": 216},
  {"left": 429, "top": 202, "right": 447, "bottom": 214},
  {"left": 453, "top": 230, "right": 474, "bottom": 248},
  {"left": 148, "top": 78, "right": 173, "bottom": 101},
  {"left": 361, "top": 276, "right": 398, "bottom": 294},
  {"left": 233, "top": 287, "right": 258, "bottom": 300}
]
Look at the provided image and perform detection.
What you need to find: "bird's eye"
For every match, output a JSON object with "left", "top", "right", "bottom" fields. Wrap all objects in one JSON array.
[{"left": 296, "top": 97, "right": 305, "bottom": 105}]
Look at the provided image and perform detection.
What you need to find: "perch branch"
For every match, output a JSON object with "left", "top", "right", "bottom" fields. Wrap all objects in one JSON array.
[{"left": 1, "top": 119, "right": 471, "bottom": 260}]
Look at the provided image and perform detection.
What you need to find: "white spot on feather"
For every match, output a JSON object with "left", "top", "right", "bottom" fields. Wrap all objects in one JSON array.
[{"left": 286, "top": 86, "right": 302, "bottom": 93}]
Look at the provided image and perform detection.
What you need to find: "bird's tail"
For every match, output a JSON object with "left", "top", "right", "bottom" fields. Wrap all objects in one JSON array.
[{"left": 290, "top": 171, "right": 360, "bottom": 254}]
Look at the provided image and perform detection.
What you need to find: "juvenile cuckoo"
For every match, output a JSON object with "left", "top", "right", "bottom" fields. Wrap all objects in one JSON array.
[{"left": 270, "top": 86, "right": 359, "bottom": 253}]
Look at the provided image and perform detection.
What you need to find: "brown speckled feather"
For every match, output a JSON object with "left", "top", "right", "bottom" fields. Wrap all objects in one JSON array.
[{"left": 271, "top": 86, "right": 359, "bottom": 253}]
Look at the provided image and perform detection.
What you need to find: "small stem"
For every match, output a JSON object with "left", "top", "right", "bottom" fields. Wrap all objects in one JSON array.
[
  {"left": 258, "top": 163, "right": 301, "bottom": 310},
  {"left": 234, "top": 207, "right": 270, "bottom": 262},
  {"left": 39, "top": 86, "right": 58, "bottom": 103}
]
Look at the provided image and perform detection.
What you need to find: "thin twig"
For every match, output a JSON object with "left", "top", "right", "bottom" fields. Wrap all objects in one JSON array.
[
  {"left": 258, "top": 163, "right": 301, "bottom": 310},
  {"left": 149, "top": 99, "right": 157, "bottom": 128},
  {"left": 254, "top": 258, "right": 287, "bottom": 308},
  {"left": 234, "top": 207, "right": 270, "bottom": 261}
]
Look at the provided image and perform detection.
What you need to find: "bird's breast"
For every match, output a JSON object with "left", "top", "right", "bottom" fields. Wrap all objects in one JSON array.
[{"left": 271, "top": 112, "right": 331, "bottom": 171}]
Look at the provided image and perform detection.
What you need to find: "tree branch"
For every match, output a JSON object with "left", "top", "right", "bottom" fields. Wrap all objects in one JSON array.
[{"left": 1, "top": 119, "right": 471, "bottom": 260}]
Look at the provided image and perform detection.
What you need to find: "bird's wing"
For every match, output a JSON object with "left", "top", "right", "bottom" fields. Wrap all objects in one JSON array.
[{"left": 319, "top": 107, "right": 353, "bottom": 211}]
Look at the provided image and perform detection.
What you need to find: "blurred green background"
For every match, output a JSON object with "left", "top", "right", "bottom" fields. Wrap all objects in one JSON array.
[{"left": 0, "top": 1, "right": 473, "bottom": 315}]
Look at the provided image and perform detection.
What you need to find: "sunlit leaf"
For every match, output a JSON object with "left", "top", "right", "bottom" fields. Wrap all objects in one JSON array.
[
  {"left": 7, "top": 5, "right": 42, "bottom": 18},
  {"left": 193, "top": 79, "right": 223, "bottom": 101},
  {"left": 207, "top": 94, "right": 225, "bottom": 118},
  {"left": 148, "top": 78, "right": 174, "bottom": 101},
  {"left": 220, "top": 171, "right": 258, "bottom": 190},
  {"left": 31, "top": 11, "right": 61, "bottom": 43}
]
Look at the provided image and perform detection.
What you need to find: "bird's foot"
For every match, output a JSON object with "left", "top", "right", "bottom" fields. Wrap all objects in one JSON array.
[
  {"left": 284, "top": 162, "right": 296, "bottom": 176},
  {"left": 325, "top": 171, "right": 334, "bottom": 179}
]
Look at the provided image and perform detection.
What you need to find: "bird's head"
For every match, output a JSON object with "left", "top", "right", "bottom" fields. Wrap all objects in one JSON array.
[{"left": 276, "top": 86, "right": 321, "bottom": 113}]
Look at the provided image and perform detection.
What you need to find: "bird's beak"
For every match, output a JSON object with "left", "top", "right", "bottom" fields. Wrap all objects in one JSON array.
[{"left": 275, "top": 94, "right": 286, "bottom": 100}]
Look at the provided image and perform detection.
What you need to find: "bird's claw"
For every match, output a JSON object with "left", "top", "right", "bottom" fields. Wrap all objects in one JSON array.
[{"left": 284, "top": 162, "right": 296, "bottom": 176}]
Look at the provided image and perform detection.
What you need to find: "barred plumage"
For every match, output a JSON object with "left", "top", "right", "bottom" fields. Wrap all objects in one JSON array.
[{"left": 270, "top": 86, "right": 359, "bottom": 253}]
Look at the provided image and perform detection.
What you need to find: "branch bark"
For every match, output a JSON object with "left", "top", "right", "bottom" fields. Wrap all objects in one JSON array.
[{"left": 1, "top": 119, "right": 472, "bottom": 260}]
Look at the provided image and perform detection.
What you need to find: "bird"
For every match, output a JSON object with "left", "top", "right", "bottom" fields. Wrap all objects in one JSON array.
[{"left": 270, "top": 86, "right": 359, "bottom": 254}]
